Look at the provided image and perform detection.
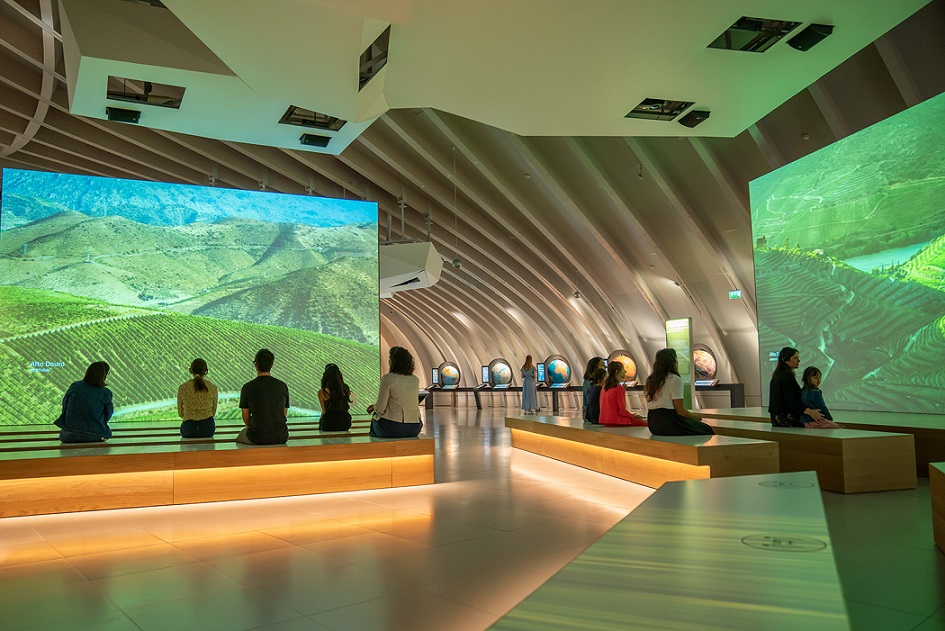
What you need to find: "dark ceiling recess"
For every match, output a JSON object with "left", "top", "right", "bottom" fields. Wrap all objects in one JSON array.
[
  {"left": 678, "top": 110, "right": 710, "bottom": 128},
  {"left": 300, "top": 133, "right": 331, "bottom": 148},
  {"left": 359, "top": 25, "right": 391, "bottom": 91},
  {"left": 625, "top": 98, "right": 694, "bottom": 121},
  {"left": 279, "top": 106, "right": 347, "bottom": 131},
  {"left": 105, "top": 107, "right": 141, "bottom": 124},
  {"left": 788, "top": 23, "right": 835, "bottom": 51},
  {"left": 123, "top": 0, "right": 167, "bottom": 7},
  {"left": 708, "top": 17, "right": 802, "bottom": 53},
  {"left": 107, "top": 76, "right": 185, "bottom": 109}
]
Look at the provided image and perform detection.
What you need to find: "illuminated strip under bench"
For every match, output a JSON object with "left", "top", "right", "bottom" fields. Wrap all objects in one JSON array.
[
  {"left": 702, "top": 406, "right": 939, "bottom": 477},
  {"left": 505, "top": 415, "right": 779, "bottom": 488},
  {"left": 702, "top": 418, "right": 916, "bottom": 493},
  {"left": 0, "top": 418, "right": 373, "bottom": 452},
  {"left": 0, "top": 435, "right": 434, "bottom": 518},
  {"left": 933, "top": 463, "right": 945, "bottom": 553},
  {"left": 493, "top": 471, "right": 848, "bottom": 630}
]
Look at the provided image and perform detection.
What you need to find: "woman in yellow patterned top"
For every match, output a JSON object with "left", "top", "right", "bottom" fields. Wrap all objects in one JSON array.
[{"left": 177, "top": 358, "right": 218, "bottom": 438}]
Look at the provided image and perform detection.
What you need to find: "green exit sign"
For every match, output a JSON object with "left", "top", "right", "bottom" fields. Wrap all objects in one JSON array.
[{"left": 729, "top": 289, "right": 742, "bottom": 299}]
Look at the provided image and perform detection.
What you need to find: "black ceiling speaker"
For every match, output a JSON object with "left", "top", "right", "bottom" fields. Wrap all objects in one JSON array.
[
  {"left": 678, "top": 110, "right": 710, "bottom": 128},
  {"left": 788, "top": 23, "right": 834, "bottom": 51},
  {"left": 105, "top": 107, "right": 141, "bottom": 124},
  {"left": 300, "top": 133, "right": 331, "bottom": 148}
]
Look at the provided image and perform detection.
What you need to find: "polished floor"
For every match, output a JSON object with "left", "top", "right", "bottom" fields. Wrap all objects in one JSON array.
[{"left": 0, "top": 408, "right": 942, "bottom": 630}]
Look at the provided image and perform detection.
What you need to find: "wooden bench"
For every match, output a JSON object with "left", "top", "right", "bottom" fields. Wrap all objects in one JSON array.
[
  {"left": 702, "top": 407, "right": 943, "bottom": 478},
  {"left": 933, "top": 463, "right": 945, "bottom": 553},
  {"left": 0, "top": 417, "right": 434, "bottom": 518},
  {"left": 703, "top": 418, "right": 916, "bottom": 493},
  {"left": 493, "top": 471, "right": 849, "bottom": 630},
  {"left": 506, "top": 415, "right": 778, "bottom": 488},
  {"left": 0, "top": 418, "right": 374, "bottom": 451}
]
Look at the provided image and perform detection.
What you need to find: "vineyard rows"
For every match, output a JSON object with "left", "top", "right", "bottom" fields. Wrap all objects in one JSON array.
[
  {"left": 1, "top": 311, "right": 380, "bottom": 426},
  {"left": 756, "top": 247, "right": 945, "bottom": 414}
]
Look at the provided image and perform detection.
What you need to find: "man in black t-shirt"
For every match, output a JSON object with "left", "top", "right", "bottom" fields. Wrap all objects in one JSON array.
[{"left": 236, "top": 348, "right": 290, "bottom": 445}]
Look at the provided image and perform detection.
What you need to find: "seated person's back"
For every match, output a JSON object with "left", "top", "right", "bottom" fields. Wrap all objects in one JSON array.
[
  {"left": 56, "top": 361, "right": 114, "bottom": 443},
  {"left": 586, "top": 367, "right": 607, "bottom": 424},
  {"left": 238, "top": 349, "right": 290, "bottom": 445}
]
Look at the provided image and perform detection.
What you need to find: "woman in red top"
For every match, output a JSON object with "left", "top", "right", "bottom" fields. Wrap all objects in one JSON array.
[{"left": 599, "top": 361, "right": 647, "bottom": 426}]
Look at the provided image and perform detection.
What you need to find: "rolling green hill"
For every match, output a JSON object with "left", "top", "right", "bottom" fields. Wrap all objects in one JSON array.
[
  {"left": 0, "top": 286, "right": 147, "bottom": 338},
  {"left": 193, "top": 257, "right": 379, "bottom": 345},
  {"left": 0, "top": 213, "right": 379, "bottom": 345}
]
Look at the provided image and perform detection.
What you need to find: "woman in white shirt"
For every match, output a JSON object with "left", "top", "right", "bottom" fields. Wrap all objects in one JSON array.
[
  {"left": 644, "top": 348, "right": 714, "bottom": 436},
  {"left": 367, "top": 346, "right": 422, "bottom": 438}
]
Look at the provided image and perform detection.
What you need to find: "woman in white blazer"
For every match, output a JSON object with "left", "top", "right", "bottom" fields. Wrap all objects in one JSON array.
[{"left": 367, "top": 346, "right": 422, "bottom": 438}]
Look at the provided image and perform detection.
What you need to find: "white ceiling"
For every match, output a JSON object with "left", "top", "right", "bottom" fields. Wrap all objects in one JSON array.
[{"left": 58, "top": 0, "right": 930, "bottom": 156}]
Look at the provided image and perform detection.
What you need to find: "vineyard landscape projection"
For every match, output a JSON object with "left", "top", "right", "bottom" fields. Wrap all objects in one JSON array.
[
  {"left": 0, "top": 169, "right": 380, "bottom": 425},
  {"left": 750, "top": 91, "right": 945, "bottom": 415}
]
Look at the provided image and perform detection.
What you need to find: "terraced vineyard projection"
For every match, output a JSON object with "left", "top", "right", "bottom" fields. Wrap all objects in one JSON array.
[
  {"left": 751, "top": 91, "right": 945, "bottom": 415},
  {"left": 0, "top": 291, "right": 379, "bottom": 424},
  {"left": 0, "top": 169, "right": 380, "bottom": 426}
]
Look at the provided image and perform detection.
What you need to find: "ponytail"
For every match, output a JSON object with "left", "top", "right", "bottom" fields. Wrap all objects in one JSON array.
[{"left": 189, "top": 358, "right": 209, "bottom": 392}]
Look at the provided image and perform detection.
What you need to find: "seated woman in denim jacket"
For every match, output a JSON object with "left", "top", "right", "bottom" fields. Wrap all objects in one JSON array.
[{"left": 55, "top": 361, "right": 114, "bottom": 443}]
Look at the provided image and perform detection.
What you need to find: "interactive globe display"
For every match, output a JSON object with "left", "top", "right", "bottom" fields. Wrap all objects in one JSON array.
[
  {"left": 439, "top": 363, "right": 460, "bottom": 386},
  {"left": 608, "top": 352, "right": 637, "bottom": 381},
  {"left": 490, "top": 360, "right": 513, "bottom": 385},
  {"left": 693, "top": 348, "right": 717, "bottom": 380},
  {"left": 544, "top": 355, "right": 571, "bottom": 386}
]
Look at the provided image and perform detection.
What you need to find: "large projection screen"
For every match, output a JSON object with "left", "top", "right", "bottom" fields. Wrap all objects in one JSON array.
[
  {"left": 0, "top": 169, "right": 380, "bottom": 425},
  {"left": 750, "top": 91, "right": 945, "bottom": 415}
]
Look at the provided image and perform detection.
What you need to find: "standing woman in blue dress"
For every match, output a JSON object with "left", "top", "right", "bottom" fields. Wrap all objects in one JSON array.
[{"left": 521, "top": 355, "right": 539, "bottom": 414}]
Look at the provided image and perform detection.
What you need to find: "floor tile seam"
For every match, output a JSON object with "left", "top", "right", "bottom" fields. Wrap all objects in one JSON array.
[
  {"left": 406, "top": 579, "right": 521, "bottom": 618},
  {"left": 86, "top": 559, "right": 247, "bottom": 608},
  {"left": 258, "top": 523, "right": 378, "bottom": 547},
  {"left": 845, "top": 596, "right": 945, "bottom": 619},
  {"left": 69, "top": 557, "right": 208, "bottom": 583},
  {"left": 380, "top": 529, "right": 506, "bottom": 548},
  {"left": 302, "top": 588, "right": 417, "bottom": 619},
  {"left": 111, "top": 580, "right": 312, "bottom": 621},
  {"left": 413, "top": 564, "right": 552, "bottom": 617},
  {"left": 56, "top": 537, "right": 205, "bottom": 562},
  {"left": 165, "top": 526, "right": 302, "bottom": 551},
  {"left": 836, "top": 539, "right": 945, "bottom": 562}
]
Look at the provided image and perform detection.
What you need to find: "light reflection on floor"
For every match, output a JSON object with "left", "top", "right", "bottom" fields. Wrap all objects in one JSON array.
[
  {"left": 0, "top": 408, "right": 942, "bottom": 631},
  {"left": 0, "top": 408, "right": 652, "bottom": 631}
]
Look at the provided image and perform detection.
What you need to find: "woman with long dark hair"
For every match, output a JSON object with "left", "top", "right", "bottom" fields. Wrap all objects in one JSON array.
[
  {"left": 177, "top": 358, "right": 218, "bottom": 438},
  {"left": 585, "top": 367, "right": 607, "bottom": 424},
  {"left": 367, "top": 346, "right": 422, "bottom": 438},
  {"left": 644, "top": 348, "right": 714, "bottom": 436},
  {"left": 768, "top": 347, "right": 835, "bottom": 428},
  {"left": 598, "top": 361, "right": 647, "bottom": 426},
  {"left": 55, "top": 361, "right": 114, "bottom": 443},
  {"left": 521, "top": 355, "right": 539, "bottom": 414},
  {"left": 318, "top": 363, "right": 353, "bottom": 431},
  {"left": 582, "top": 356, "right": 605, "bottom": 421}
]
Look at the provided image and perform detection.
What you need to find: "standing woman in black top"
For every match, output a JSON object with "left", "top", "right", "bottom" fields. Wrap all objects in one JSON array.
[
  {"left": 768, "top": 347, "right": 830, "bottom": 427},
  {"left": 317, "top": 364, "right": 353, "bottom": 431}
]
